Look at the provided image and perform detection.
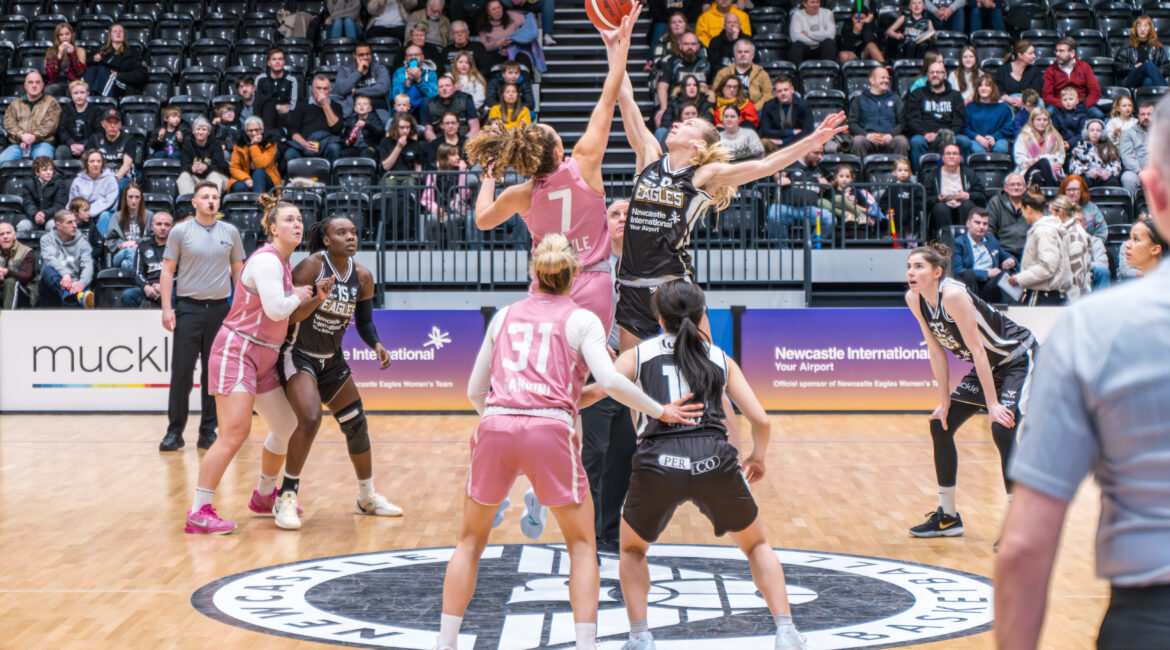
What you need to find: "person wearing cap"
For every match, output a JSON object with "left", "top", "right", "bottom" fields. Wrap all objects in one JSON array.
[
  {"left": 1, "top": 70, "right": 61, "bottom": 163},
  {"left": 84, "top": 108, "right": 139, "bottom": 202}
]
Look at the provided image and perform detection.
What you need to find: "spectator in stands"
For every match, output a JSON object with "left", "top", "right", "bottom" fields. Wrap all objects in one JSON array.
[
  {"left": 379, "top": 113, "right": 425, "bottom": 182},
  {"left": 963, "top": 74, "right": 1013, "bottom": 155},
  {"left": 711, "top": 40, "right": 771, "bottom": 113},
  {"left": 906, "top": 60, "right": 966, "bottom": 171},
  {"left": 1011, "top": 88, "right": 1040, "bottom": 135},
  {"left": 420, "top": 143, "right": 471, "bottom": 236},
  {"left": 756, "top": 76, "right": 815, "bottom": 150},
  {"left": 70, "top": 150, "right": 118, "bottom": 233},
  {"left": 1069, "top": 119, "right": 1122, "bottom": 188},
  {"left": 839, "top": 5, "right": 884, "bottom": 64},
  {"left": 1042, "top": 38, "right": 1103, "bottom": 120},
  {"left": 408, "top": 0, "right": 449, "bottom": 46},
  {"left": 423, "top": 111, "right": 467, "bottom": 166},
  {"left": 648, "top": 12, "right": 687, "bottom": 72},
  {"left": 480, "top": 0, "right": 527, "bottom": 63},
  {"left": 1051, "top": 194, "right": 1093, "bottom": 301},
  {"left": 1060, "top": 174, "right": 1105, "bottom": 240},
  {"left": 16, "top": 156, "right": 69, "bottom": 235},
  {"left": 923, "top": 143, "right": 986, "bottom": 245},
  {"left": 392, "top": 44, "right": 440, "bottom": 112},
  {"left": 450, "top": 52, "right": 487, "bottom": 112},
  {"left": 235, "top": 76, "right": 276, "bottom": 127},
  {"left": 847, "top": 67, "right": 908, "bottom": 157},
  {"left": 229, "top": 117, "right": 281, "bottom": 194},
  {"left": 69, "top": 196, "right": 90, "bottom": 231},
  {"left": 696, "top": 0, "right": 751, "bottom": 47},
  {"left": 949, "top": 46, "right": 981, "bottom": 104},
  {"left": 87, "top": 110, "right": 139, "bottom": 202},
  {"left": 1, "top": 71, "right": 60, "bottom": 163},
  {"left": 885, "top": 0, "right": 935, "bottom": 60},
  {"left": 994, "top": 41, "right": 1042, "bottom": 110},
  {"left": 502, "top": 0, "right": 557, "bottom": 47},
  {"left": 284, "top": 75, "right": 345, "bottom": 165},
  {"left": 987, "top": 172, "right": 1028, "bottom": 258},
  {"left": 1006, "top": 185, "right": 1072, "bottom": 304},
  {"left": 212, "top": 103, "right": 241, "bottom": 150},
  {"left": 654, "top": 32, "right": 710, "bottom": 117},
  {"left": 256, "top": 48, "right": 299, "bottom": 115},
  {"left": 927, "top": 0, "right": 965, "bottom": 31},
  {"left": 1116, "top": 16, "right": 1169, "bottom": 89},
  {"left": 484, "top": 60, "right": 536, "bottom": 112},
  {"left": 82, "top": 24, "right": 147, "bottom": 98},
  {"left": 442, "top": 22, "right": 490, "bottom": 75},
  {"left": 1075, "top": 206, "right": 1110, "bottom": 289},
  {"left": 334, "top": 43, "right": 392, "bottom": 114},
  {"left": 341, "top": 95, "right": 385, "bottom": 158},
  {"left": 1050, "top": 86, "right": 1087, "bottom": 150},
  {"left": 1014, "top": 107, "right": 1064, "bottom": 186},
  {"left": 365, "top": 0, "right": 411, "bottom": 42},
  {"left": 55, "top": 81, "right": 100, "bottom": 161},
  {"left": 908, "top": 51, "right": 942, "bottom": 94},
  {"left": 177, "top": 118, "right": 230, "bottom": 196},
  {"left": 766, "top": 144, "right": 834, "bottom": 241},
  {"left": 952, "top": 207, "right": 1016, "bottom": 302},
  {"left": 149, "top": 106, "right": 189, "bottom": 161},
  {"left": 393, "top": 93, "right": 414, "bottom": 120},
  {"left": 648, "top": 4, "right": 701, "bottom": 53},
  {"left": 44, "top": 22, "right": 86, "bottom": 98},
  {"left": 422, "top": 75, "right": 480, "bottom": 140},
  {"left": 104, "top": 183, "right": 148, "bottom": 270},
  {"left": 655, "top": 76, "right": 711, "bottom": 142},
  {"left": 819, "top": 164, "right": 881, "bottom": 231},
  {"left": 325, "top": 0, "right": 363, "bottom": 39},
  {"left": 1121, "top": 101, "right": 1153, "bottom": 198},
  {"left": 969, "top": 0, "right": 1006, "bottom": 32},
  {"left": 487, "top": 83, "right": 532, "bottom": 129},
  {"left": 38, "top": 209, "right": 94, "bottom": 308},
  {"left": 1104, "top": 94, "right": 1135, "bottom": 147},
  {"left": 396, "top": 23, "right": 445, "bottom": 71},
  {"left": 718, "top": 104, "right": 764, "bottom": 161},
  {"left": 0, "top": 221, "right": 35, "bottom": 308},
  {"left": 878, "top": 158, "right": 918, "bottom": 232},
  {"left": 1122, "top": 217, "right": 1166, "bottom": 277},
  {"left": 789, "top": 0, "right": 837, "bottom": 65},
  {"left": 706, "top": 13, "right": 745, "bottom": 70},
  {"left": 121, "top": 211, "right": 172, "bottom": 309},
  {"left": 711, "top": 76, "right": 759, "bottom": 129}
]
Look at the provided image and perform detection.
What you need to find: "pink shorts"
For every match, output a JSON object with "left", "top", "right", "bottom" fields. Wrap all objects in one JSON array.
[
  {"left": 207, "top": 328, "right": 281, "bottom": 396},
  {"left": 466, "top": 414, "right": 588, "bottom": 507},
  {"left": 528, "top": 269, "right": 614, "bottom": 334}
]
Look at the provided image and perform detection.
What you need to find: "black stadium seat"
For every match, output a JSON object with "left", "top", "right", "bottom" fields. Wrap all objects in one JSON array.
[
  {"left": 29, "top": 14, "right": 67, "bottom": 41},
  {"left": 332, "top": 157, "right": 378, "bottom": 191},
  {"left": 842, "top": 59, "right": 880, "bottom": 97},
  {"left": 1091, "top": 187, "right": 1134, "bottom": 226},
  {"left": 120, "top": 95, "right": 163, "bottom": 132},
  {"left": 0, "top": 15, "right": 28, "bottom": 43},
  {"left": 805, "top": 90, "right": 847, "bottom": 123},
  {"left": 968, "top": 153, "right": 1013, "bottom": 191},
  {"left": 201, "top": 14, "right": 240, "bottom": 43},
  {"left": 144, "top": 39, "right": 184, "bottom": 70},
  {"left": 142, "top": 159, "right": 182, "bottom": 197},
  {"left": 286, "top": 157, "right": 330, "bottom": 184},
  {"left": 1021, "top": 29, "right": 1059, "bottom": 58},
  {"left": 798, "top": 60, "right": 841, "bottom": 95},
  {"left": 155, "top": 13, "right": 196, "bottom": 46},
  {"left": 75, "top": 14, "right": 113, "bottom": 42},
  {"left": 189, "top": 39, "right": 231, "bottom": 69}
]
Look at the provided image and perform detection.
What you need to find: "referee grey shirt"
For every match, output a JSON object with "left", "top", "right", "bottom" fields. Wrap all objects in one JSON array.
[
  {"left": 1010, "top": 261, "right": 1170, "bottom": 587},
  {"left": 163, "top": 218, "right": 245, "bottom": 300}
]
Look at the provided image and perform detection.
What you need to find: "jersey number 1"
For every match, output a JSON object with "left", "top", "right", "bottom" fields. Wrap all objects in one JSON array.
[
  {"left": 661, "top": 363, "right": 690, "bottom": 403},
  {"left": 548, "top": 188, "right": 572, "bottom": 233},
  {"left": 503, "top": 322, "right": 554, "bottom": 373}
]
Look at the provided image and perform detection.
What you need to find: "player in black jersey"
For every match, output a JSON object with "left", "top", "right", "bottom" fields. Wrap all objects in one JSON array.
[
  {"left": 581, "top": 280, "right": 806, "bottom": 650},
  {"left": 906, "top": 243, "right": 1037, "bottom": 539},
  {"left": 258, "top": 215, "right": 402, "bottom": 530}
]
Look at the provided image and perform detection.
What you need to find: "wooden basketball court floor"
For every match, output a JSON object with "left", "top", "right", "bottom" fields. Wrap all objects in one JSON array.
[{"left": 0, "top": 412, "right": 1106, "bottom": 649}]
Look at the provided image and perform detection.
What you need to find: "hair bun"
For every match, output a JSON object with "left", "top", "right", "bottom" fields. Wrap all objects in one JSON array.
[{"left": 927, "top": 241, "right": 952, "bottom": 260}]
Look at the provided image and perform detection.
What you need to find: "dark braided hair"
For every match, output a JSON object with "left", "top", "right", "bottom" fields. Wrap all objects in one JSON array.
[{"left": 306, "top": 215, "right": 350, "bottom": 253}]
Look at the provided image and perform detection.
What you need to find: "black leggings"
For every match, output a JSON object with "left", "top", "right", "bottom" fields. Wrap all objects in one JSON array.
[{"left": 929, "top": 399, "right": 1018, "bottom": 492}]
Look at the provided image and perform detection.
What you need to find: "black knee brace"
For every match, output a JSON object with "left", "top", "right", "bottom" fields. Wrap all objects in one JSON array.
[{"left": 335, "top": 399, "right": 371, "bottom": 455}]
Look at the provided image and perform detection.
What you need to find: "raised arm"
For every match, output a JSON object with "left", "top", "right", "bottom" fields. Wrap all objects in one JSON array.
[
  {"left": 694, "top": 112, "right": 847, "bottom": 193},
  {"left": 617, "top": 72, "right": 663, "bottom": 174},
  {"left": 474, "top": 177, "right": 534, "bottom": 230}
]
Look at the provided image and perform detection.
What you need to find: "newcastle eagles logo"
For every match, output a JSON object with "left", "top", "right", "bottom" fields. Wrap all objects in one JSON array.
[{"left": 192, "top": 545, "right": 991, "bottom": 648}]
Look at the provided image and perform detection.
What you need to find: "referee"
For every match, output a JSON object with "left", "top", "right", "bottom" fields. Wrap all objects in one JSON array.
[
  {"left": 158, "top": 182, "right": 244, "bottom": 452},
  {"left": 995, "top": 96, "right": 1170, "bottom": 648}
]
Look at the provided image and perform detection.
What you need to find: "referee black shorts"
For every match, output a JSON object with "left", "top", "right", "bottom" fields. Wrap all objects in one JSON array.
[
  {"left": 622, "top": 434, "right": 759, "bottom": 544},
  {"left": 950, "top": 344, "right": 1036, "bottom": 415},
  {"left": 278, "top": 345, "right": 353, "bottom": 404}
]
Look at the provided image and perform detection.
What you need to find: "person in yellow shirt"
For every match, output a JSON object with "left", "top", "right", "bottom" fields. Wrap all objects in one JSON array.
[
  {"left": 486, "top": 83, "right": 532, "bottom": 129},
  {"left": 695, "top": 0, "right": 752, "bottom": 47}
]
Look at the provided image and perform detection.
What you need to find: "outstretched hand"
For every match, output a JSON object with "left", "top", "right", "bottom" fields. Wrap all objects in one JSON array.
[
  {"left": 810, "top": 112, "right": 849, "bottom": 147},
  {"left": 599, "top": 2, "right": 643, "bottom": 48},
  {"left": 658, "top": 392, "right": 704, "bottom": 425}
]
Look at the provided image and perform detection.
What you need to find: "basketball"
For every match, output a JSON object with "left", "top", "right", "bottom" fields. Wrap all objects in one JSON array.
[{"left": 585, "top": 0, "right": 633, "bottom": 31}]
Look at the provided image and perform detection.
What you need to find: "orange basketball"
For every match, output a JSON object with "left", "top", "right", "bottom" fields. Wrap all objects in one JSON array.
[{"left": 585, "top": 0, "right": 633, "bottom": 31}]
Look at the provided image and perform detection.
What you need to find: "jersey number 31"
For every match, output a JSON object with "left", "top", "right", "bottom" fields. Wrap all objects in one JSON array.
[{"left": 503, "top": 322, "right": 554, "bottom": 373}]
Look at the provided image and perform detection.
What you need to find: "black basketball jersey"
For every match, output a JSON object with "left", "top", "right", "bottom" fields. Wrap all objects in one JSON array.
[
  {"left": 920, "top": 278, "right": 1034, "bottom": 367},
  {"left": 633, "top": 333, "right": 728, "bottom": 439},
  {"left": 619, "top": 155, "right": 713, "bottom": 281},
  {"left": 287, "top": 253, "right": 361, "bottom": 356}
]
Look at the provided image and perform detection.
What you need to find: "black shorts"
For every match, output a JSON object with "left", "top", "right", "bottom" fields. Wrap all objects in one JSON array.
[
  {"left": 950, "top": 345, "right": 1035, "bottom": 414},
  {"left": 615, "top": 283, "right": 662, "bottom": 341},
  {"left": 622, "top": 434, "right": 759, "bottom": 543},
  {"left": 279, "top": 345, "right": 352, "bottom": 403}
]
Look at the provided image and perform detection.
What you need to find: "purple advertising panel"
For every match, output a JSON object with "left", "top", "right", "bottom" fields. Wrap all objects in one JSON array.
[
  {"left": 341, "top": 310, "right": 484, "bottom": 411},
  {"left": 740, "top": 309, "right": 972, "bottom": 411}
]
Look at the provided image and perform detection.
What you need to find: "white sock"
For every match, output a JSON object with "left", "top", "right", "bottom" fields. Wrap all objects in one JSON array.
[
  {"left": 192, "top": 487, "right": 215, "bottom": 512},
  {"left": 257, "top": 472, "right": 278, "bottom": 495},
  {"left": 575, "top": 622, "right": 596, "bottom": 649},
  {"left": 437, "top": 613, "right": 462, "bottom": 648},
  {"left": 1006, "top": 492, "right": 1013, "bottom": 503},
  {"left": 357, "top": 477, "right": 375, "bottom": 498},
  {"left": 774, "top": 613, "right": 793, "bottom": 628},
  {"left": 939, "top": 485, "right": 958, "bottom": 516},
  {"left": 629, "top": 620, "right": 648, "bottom": 637}
]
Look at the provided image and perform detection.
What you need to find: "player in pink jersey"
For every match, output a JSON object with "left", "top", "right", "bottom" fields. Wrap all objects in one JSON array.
[
  {"left": 433, "top": 234, "right": 703, "bottom": 650},
  {"left": 184, "top": 194, "right": 326, "bottom": 535},
  {"left": 467, "top": 3, "right": 643, "bottom": 334}
]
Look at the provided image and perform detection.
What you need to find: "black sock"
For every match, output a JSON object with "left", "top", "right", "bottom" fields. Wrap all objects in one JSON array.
[{"left": 280, "top": 475, "right": 300, "bottom": 495}]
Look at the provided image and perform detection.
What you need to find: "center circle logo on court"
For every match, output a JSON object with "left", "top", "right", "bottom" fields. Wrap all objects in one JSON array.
[{"left": 192, "top": 544, "right": 991, "bottom": 649}]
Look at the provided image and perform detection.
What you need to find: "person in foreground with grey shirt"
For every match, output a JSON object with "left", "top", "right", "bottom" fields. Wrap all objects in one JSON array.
[
  {"left": 157, "top": 181, "right": 245, "bottom": 452},
  {"left": 995, "top": 94, "right": 1170, "bottom": 648},
  {"left": 38, "top": 209, "right": 94, "bottom": 308}
]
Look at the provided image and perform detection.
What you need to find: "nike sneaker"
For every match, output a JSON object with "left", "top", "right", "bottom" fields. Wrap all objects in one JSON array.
[
  {"left": 492, "top": 496, "right": 511, "bottom": 528},
  {"left": 355, "top": 492, "right": 404, "bottom": 517},
  {"left": 775, "top": 623, "right": 807, "bottom": 649},
  {"left": 274, "top": 491, "right": 302, "bottom": 530},
  {"left": 621, "top": 631, "right": 656, "bottom": 650},
  {"left": 520, "top": 488, "right": 546, "bottom": 540},
  {"left": 910, "top": 507, "right": 964, "bottom": 537},
  {"left": 185, "top": 504, "right": 236, "bottom": 534},
  {"left": 248, "top": 488, "right": 302, "bottom": 516}
]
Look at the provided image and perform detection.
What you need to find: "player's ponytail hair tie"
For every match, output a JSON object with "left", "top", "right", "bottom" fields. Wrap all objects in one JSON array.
[
  {"left": 257, "top": 192, "right": 297, "bottom": 242},
  {"left": 530, "top": 232, "right": 579, "bottom": 294}
]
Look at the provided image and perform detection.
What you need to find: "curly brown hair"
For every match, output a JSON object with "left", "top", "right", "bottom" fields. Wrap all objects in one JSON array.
[{"left": 465, "top": 120, "right": 559, "bottom": 181}]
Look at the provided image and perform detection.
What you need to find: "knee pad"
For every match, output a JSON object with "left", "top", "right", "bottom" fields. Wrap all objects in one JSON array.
[
  {"left": 335, "top": 399, "right": 370, "bottom": 455},
  {"left": 255, "top": 389, "right": 297, "bottom": 455}
]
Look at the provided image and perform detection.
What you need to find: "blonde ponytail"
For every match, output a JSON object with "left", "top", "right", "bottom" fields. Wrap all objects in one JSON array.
[
  {"left": 531, "top": 233, "right": 578, "bottom": 294},
  {"left": 685, "top": 123, "right": 737, "bottom": 212}
]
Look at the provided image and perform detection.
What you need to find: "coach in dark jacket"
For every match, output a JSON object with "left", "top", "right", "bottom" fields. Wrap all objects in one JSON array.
[
  {"left": 953, "top": 207, "right": 1017, "bottom": 302},
  {"left": 758, "top": 77, "right": 813, "bottom": 147},
  {"left": 906, "top": 60, "right": 966, "bottom": 171},
  {"left": 921, "top": 143, "right": 985, "bottom": 246}
]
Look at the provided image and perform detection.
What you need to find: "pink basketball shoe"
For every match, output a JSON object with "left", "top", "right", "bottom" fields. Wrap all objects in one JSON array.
[
  {"left": 248, "top": 488, "right": 303, "bottom": 515},
  {"left": 185, "top": 504, "right": 237, "bottom": 534}
]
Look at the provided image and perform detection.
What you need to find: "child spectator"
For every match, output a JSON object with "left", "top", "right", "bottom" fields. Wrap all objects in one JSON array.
[
  {"left": 1012, "top": 89, "right": 1041, "bottom": 136},
  {"left": 948, "top": 46, "right": 982, "bottom": 104},
  {"left": 819, "top": 164, "right": 880, "bottom": 231},
  {"left": 879, "top": 158, "right": 916, "bottom": 241},
  {"left": 1069, "top": 119, "right": 1123, "bottom": 188},
  {"left": 1014, "top": 107, "right": 1065, "bottom": 187},
  {"left": 212, "top": 103, "right": 241, "bottom": 149},
  {"left": 16, "top": 156, "right": 70, "bottom": 235},
  {"left": 484, "top": 61, "right": 536, "bottom": 114},
  {"left": 341, "top": 95, "right": 385, "bottom": 159},
  {"left": 487, "top": 83, "right": 532, "bottom": 129},
  {"left": 885, "top": 0, "right": 936, "bottom": 61},
  {"left": 1050, "top": 86, "right": 1087, "bottom": 150},
  {"left": 149, "top": 106, "right": 189, "bottom": 160},
  {"left": 451, "top": 52, "right": 487, "bottom": 113},
  {"left": 1104, "top": 95, "right": 1136, "bottom": 147},
  {"left": 421, "top": 142, "right": 471, "bottom": 241}
]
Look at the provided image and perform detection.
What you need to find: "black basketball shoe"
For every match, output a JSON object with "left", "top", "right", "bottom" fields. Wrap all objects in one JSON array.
[{"left": 910, "top": 507, "right": 964, "bottom": 537}]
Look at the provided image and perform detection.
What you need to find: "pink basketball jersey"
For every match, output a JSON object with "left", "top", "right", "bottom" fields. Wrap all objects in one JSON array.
[
  {"left": 522, "top": 157, "right": 610, "bottom": 269},
  {"left": 220, "top": 243, "right": 294, "bottom": 347},
  {"left": 485, "top": 293, "right": 590, "bottom": 417}
]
